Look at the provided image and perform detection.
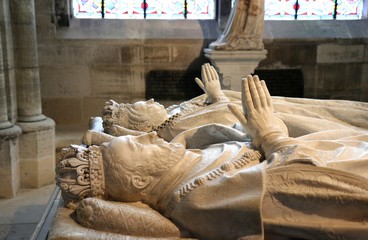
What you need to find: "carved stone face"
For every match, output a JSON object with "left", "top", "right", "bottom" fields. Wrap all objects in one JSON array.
[
  {"left": 105, "top": 131, "right": 169, "bottom": 166},
  {"left": 101, "top": 132, "right": 184, "bottom": 202},
  {"left": 131, "top": 99, "right": 168, "bottom": 127}
]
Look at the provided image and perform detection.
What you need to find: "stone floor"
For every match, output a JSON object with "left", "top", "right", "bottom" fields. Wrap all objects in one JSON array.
[
  {"left": 0, "top": 126, "right": 85, "bottom": 240},
  {"left": 0, "top": 184, "right": 57, "bottom": 240}
]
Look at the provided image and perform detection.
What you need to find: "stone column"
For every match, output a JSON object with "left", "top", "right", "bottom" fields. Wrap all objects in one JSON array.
[
  {"left": 0, "top": 42, "right": 12, "bottom": 129},
  {"left": 0, "top": 0, "right": 17, "bottom": 124},
  {"left": 205, "top": 0, "right": 267, "bottom": 91},
  {"left": 0, "top": 29, "right": 22, "bottom": 198},
  {"left": 10, "top": 0, "right": 55, "bottom": 188}
]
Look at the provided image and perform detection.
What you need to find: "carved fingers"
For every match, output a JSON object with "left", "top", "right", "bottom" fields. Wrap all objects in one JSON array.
[
  {"left": 195, "top": 77, "right": 205, "bottom": 91},
  {"left": 243, "top": 75, "right": 273, "bottom": 113},
  {"left": 228, "top": 103, "right": 247, "bottom": 126},
  {"left": 229, "top": 75, "right": 280, "bottom": 148},
  {"left": 196, "top": 63, "right": 226, "bottom": 103}
]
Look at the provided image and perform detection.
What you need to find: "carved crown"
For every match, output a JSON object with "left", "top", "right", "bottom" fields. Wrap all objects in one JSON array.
[{"left": 56, "top": 144, "right": 106, "bottom": 209}]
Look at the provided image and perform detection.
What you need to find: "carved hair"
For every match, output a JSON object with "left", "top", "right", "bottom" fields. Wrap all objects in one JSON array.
[
  {"left": 102, "top": 142, "right": 185, "bottom": 201},
  {"left": 103, "top": 103, "right": 156, "bottom": 132}
]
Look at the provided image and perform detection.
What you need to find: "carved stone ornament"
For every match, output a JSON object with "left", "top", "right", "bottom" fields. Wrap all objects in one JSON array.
[{"left": 56, "top": 144, "right": 106, "bottom": 209}]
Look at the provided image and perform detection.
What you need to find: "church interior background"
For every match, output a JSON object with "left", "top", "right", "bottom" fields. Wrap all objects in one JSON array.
[{"left": 0, "top": 0, "right": 367, "bottom": 238}]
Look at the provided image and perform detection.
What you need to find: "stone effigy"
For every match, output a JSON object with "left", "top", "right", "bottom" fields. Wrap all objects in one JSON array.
[
  {"left": 51, "top": 76, "right": 368, "bottom": 240},
  {"left": 98, "top": 63, "right": 240, "bottom": 142},
  {"left": 87, "top": 63, "right": 367, "bottom": 144}
]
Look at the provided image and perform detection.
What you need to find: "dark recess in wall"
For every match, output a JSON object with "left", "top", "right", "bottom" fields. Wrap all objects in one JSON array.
[
  {"left": 254, "top": 69, "right": 304, "bottom": 98},
  {"left": 146, "top": 70, "right": 203, "bottom": 100}
]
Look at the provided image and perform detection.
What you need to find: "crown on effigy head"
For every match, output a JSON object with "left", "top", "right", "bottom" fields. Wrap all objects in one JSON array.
[{"left": 55, "top": 144, "right": 105, "bottom": 209}]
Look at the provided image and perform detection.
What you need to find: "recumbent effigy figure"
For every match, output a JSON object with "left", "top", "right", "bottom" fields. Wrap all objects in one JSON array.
[
  {"left": 54, "top": 76, "right": 368, "bottom": 240},
  {"left": 88, "top": 63, "right": 366, "bottom": 145},
  {"left": 97, "top": 63, "right": 242, "bottom": 142}
]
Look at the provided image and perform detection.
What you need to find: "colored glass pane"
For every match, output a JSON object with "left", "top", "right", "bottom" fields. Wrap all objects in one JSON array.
[
  {"left": 96, "top": 0, "right": 144, "bottom": 19},
  {"left": 73, "top": 0, "right": 215, "bottom": 19},
  {"left": 145, "top": 0, "right": 185, "bottom": 19},
  {"left": 265, "top": 0, "right": 364, "bottom": 20},
  {"left": 186, "top": 0, "right": 215, "bottom": 19},
  {"left": 73, "top": 0, "right": 103, "bottom": 18}
]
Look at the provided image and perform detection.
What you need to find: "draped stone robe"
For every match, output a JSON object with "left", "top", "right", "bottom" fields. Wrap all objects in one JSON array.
[
  {"left": 160, "top": 124, "right": 368, "bottom": 240},
  {"left": 49, "top": 93, "right": 368, "bottom": 240},
  {"left": 158, "top": 90, "right": 368, "bottom": 141}
]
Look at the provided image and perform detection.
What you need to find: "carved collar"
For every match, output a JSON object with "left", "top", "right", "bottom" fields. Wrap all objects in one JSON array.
[{"left": 147, "top": 150, "right": 202, "bottom": 213}]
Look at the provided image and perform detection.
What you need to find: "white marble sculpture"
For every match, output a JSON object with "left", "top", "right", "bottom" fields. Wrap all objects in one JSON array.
[
  {"left": 85, "top": 63, "right": 367, "bottom": 145},
  {"left": 209, "top": 0, "right": 265, "bottom": 50},
  {"left": 99, "top": 63, "right": 240, "bottom": 142},
  {"left": 53, "top": 76, "right": 368, "bottom": 240}
]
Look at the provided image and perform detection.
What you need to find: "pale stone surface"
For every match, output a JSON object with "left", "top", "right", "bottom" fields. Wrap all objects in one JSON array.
[
  {"left": 143, "top": 46, "right": 171, "bottom": 63},
  {"left": 0, "top": 125, "right": 22, "bottom": 198},
  {"left": 39, "top": 66, "right": 91, "bottom": 98},
  {"left": 82, "top": 97, "right": 119, "bottom": 127},
  {"left": 53, "top": 76, "right": 368, "bottom": 240},
  {"left": 48, "top": 200, "right": 189, "bottom": 240},
  {"left": 15, "top": 68, "right": 45, "bottom": 122},
  {"left": 98, "top": 64, "right": 238, "bottom": 142},
  {"left": 36, "top": 6, "right": 368, "bottom": 128},
  {"left": 0, "top": 8, "right": 18, "bottom": 122},
  {"left": 317, "top": 44, "right": 365, "bottom": 63},
  {"left": 90, "top": 66, "right": 133, "bottom": 96},
  {"left": 42, "top": 98, "right": 83, "bottom": 126},
  {"left": 91, "top": 63, "right": 368, "bottom": 144},
  {"left": 18, "top": 118, "right": 55, "bottom": 188},
  {"left": 0, "top": 58, "right": 11, "bottom": 127},
  {"left": 204, "top": 49, "right": 267, "bottom": 91},
  {"left": 209, "top": 0, "right": 265, "bottom": 50},
  {"left": 205, "top": 0, "right": 266, "bottom": 91}
]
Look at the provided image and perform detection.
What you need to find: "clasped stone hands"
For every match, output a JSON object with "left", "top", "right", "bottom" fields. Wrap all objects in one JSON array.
[{"left": 228, "top": 75, "right": 288, "bottom": 149}]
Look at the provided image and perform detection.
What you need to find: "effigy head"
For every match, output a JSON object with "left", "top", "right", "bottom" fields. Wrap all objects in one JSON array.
[
  {"left": 101, "top": 132, "right": 186, "bottom": 202},
  {"left": 102, "top": 99, "right": 168, "bottom": 132},
  {"left": 55, "top": 145, "right": 106, "bottom": 209}
]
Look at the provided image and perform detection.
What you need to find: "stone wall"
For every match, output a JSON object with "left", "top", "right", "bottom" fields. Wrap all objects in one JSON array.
[
  {"left": 261, "top": 21, "right": 368, "bottom": 101},
  {"left": 35, "top": 1, "right": 368, "bottom": 128}
]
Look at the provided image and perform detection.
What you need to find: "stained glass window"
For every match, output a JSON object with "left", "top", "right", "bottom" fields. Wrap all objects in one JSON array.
[
  {"left": 265, "top": 0, "right": 364, "bottom": 20},
  {"left": 73, "top": 0, "right": 364, "bottom": 20},
  {"left": 73, "top": 0, "right": 215, "bottom": 19}
]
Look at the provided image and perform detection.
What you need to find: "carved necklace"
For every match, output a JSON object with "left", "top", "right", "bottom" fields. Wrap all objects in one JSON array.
[
  {"left": 150, "top": 112, "right": 181, "bottom": 132},
  {"left": 151, "top": 100, "right": 207, "bottom": 133}
]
